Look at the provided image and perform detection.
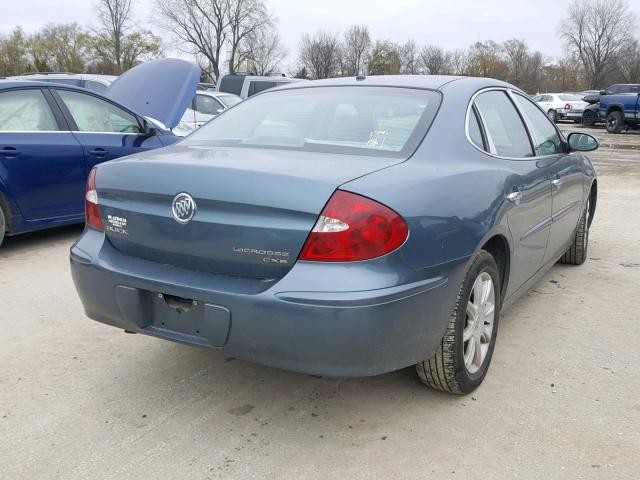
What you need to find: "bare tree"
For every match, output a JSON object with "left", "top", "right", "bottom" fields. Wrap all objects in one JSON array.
[
  {"left": 226, "top": 0, "right": 273, "bottom": 74},
  {"left": 419, "top": 45, "right": 451, "bottom": 74},
  {"left": 615, "top": 39, "right": 640, "bottom": 82},
  {"left": 244, "top": 28, "right": 286, "bottom": 75},
  {"left": 298, "top": 30, "right": 342, "bottom": 79},
  {"left": 400, "top": 39, "right": 419, "bottom": 74},
  {"left": 466, "top": 41, "right": 507, "bottom": 78},
  {"left": 156, "top": 0, "right": 228, "bottom": 81},
  {"left": 94, "top": 0, "right": 132, "bottom": 72},
  {"left": 342, "top": 25, "right": 371, "bottom": 76},
  {"left": 559, "top": 0, "right": 637, "bottom": 88},
  {"left": 449, "top": 48, "right": 469, "bottom": 75}
]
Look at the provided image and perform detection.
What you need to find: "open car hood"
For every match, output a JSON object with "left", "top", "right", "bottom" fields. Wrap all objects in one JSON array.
[{"left": 106, "top": 59, "right": 200, "bottom": 130}]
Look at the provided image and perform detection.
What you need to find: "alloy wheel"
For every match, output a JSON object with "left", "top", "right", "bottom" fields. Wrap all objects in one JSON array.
[{"left": 462, "top": 272, "right": 495, "bottom": 374}]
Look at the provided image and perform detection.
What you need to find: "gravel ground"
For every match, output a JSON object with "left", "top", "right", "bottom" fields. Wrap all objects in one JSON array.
[{"left": 1, "top": 124, "right": 639, "bottom": 480}]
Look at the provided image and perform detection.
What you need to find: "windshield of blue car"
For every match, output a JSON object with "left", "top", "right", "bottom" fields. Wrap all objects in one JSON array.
[{"left": 183, "top": 86, "right": 441, "bottom": 158}]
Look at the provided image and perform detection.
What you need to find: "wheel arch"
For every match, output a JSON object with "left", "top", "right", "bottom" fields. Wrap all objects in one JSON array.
[
  {"left": 480, "top": 234, "right": 511, "bottom": 301},
  {"left": 0, "top": 190, "right": 11, "bottom": 233},
  {"left": 588, "top": 179, "right": 597, "bottom": 228},
  {"left": 606, "top": 104, "right": 624, "bottom": 115}
]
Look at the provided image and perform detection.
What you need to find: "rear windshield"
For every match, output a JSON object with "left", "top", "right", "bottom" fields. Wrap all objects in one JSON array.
[
  {"left": 183, "top": 86, "right": 441, "bottom": 158},
  {"left": 559, "top": 94, "right": 583, "bottom": 101},
  {"left": 218, "top": 76, "right": 244, "bottom": 96}
]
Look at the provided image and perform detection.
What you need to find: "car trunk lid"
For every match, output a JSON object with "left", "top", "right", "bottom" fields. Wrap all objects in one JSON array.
[{"left": 96, "top": 145, "right": 399, "bottom": 279}]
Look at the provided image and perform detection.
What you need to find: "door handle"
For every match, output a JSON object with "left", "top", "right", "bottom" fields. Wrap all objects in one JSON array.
[
  {"left": 89, "top": 148, "right": 108, "bottom": 157},
  {"left": 506, "top": 191, "right": 522, "bottom": 205},
  {"left": 551, "top": 177, "right": 563, "bottom": 189},
  {"left": 2, "top": 146, "right": 21, "bottom": 157}
]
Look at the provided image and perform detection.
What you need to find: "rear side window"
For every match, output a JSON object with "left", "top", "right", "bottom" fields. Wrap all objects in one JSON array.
[
  {"left": 468, "top": 108, "right": 485, "bottom": 150},
  {"left": 474, "top": 91, "right": 533, "bottom": 158},
  {"left": 218, "top": 76, "right": 244, "bottom": 96},
  {"left": 185, "top": 86, "right": 441, "bottom": 158},
  {"left": 0, "top": 89, "right": 58, "bottom": 131},
  {"left": 513, "top": 94, "right": 562, "bottom": 156},
  {"left": 247, "top": 81, "right": 278, "bottom": 97}
]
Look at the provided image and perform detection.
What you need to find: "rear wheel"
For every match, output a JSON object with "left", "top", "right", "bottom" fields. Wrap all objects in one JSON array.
[
  {"left": 606, "top": 110, "right": 624, "bottom": 133},
  {"left": 416, "top": 250, "right": 501, "bottom": 394},
  {"left": 547, "top": 109, "right": 557, "bottom": 122},
  {"left": 559, "top": 195, "right": 590, "bottom": 265}
]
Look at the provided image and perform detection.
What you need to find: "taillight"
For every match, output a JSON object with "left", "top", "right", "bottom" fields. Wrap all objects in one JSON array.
[
  {"left": 85, "top": 167, "right": 103, "bottom": 230},
  {"left": 299, "top": 190, "right": 408, "bottom": 262},
  {"left": 565, "top": 103, "right": 572, "bottom": 109}
]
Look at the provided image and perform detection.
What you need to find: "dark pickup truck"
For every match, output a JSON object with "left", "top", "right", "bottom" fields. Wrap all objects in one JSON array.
[{"left": 598, "top": 84, "right": 640, "bottom": 133}]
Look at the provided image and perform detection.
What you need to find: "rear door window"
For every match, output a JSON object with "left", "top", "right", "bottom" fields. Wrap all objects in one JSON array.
[
  {"left": 468, "top": 108, "right": 486, "bottom": 150},
  {"left": 0, "top": 89, "right": 59, "bottom": 131},
  {"left": 474, "top": 90, "right": 533, "bottom": 158}
]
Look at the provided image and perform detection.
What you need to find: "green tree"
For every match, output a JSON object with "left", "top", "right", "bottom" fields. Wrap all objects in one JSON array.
[{"left": 367, "top": 40, "right": 401, "bottom": 75}]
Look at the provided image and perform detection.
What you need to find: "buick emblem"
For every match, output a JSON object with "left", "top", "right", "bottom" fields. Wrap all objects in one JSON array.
[{"left": 171, "top": 193, "right": 197, "bottom": 224}]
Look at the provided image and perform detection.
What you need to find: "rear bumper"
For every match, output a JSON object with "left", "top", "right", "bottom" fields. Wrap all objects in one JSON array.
[
  {"left": 70, "top": 229, "right": 467, "bottom": 377},
  {"left": 556, "top": 109, "right": 584, "bottom": 120}
]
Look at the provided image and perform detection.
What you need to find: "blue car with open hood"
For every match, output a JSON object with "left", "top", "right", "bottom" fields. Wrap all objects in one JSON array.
[
  {"left": 0, "top": 58, "right": 200, "bottom": 245},
  {"left": 70, "top": 75, "right": 599, "bottom": 393}
]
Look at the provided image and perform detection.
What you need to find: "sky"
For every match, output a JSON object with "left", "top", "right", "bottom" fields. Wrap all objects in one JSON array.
[{"left": 3, "top": 0, "right": 640, "bottom": 67}]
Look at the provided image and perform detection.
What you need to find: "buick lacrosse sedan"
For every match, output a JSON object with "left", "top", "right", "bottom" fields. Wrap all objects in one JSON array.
[{"left": 70, "top": 75, "right": 598, "bottom": 394}]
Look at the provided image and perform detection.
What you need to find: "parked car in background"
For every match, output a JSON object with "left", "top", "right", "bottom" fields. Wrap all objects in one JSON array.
[
  {"left": 177, "top": 91, "right": 242, "bottom": 132},
  {"left": 4, "top": 72, "right": 117, "bottom": 94},
  {"left": 71, "top": 75, "right": 598, "bottom": 394},
  {"left": 217, "top": 73, "right": 305, "bottom": 99},
  {"left": 532, "top": 93, "right": 589, "bottom": 122},
  {"left": 0, "top": 59, "right": 200, "bottom": 246},
  {"left": 597, "top": 83, "right": 640, "bottom": 133}
]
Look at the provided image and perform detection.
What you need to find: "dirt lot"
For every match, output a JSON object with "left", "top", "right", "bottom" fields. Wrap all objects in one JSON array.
[{"left": 1, "top": 125, "right": 639, "bottom": 480}]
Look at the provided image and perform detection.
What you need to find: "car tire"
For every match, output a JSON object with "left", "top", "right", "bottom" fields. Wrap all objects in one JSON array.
[
  {"left": 559, "top": 194, "right": 591, "bottom": 265},
  {"left": 582, "top": 109, "right": 596, "bottom": 126},
  {"left": 606, "top": 110, "right": 624, "bottom": 133},
  {"left": 547, "top": 109, "right": 557, "bottom": 122},
  {"left": 0, "top": 203, "right": 5, "bottom": 248},
  {"left": 416, "top": 250, "right": 501, "bottom": 394}
]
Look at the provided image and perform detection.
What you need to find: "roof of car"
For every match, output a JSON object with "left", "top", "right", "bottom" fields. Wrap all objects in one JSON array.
[
  {"left": 5, "top": 73, "right": 117, "bottom": 83},
  {"left": 0, "top": 80, "right": 94, "bottom": 90},
  {"left": 273, "top": 75, "right": 512, "bottom": 92}
]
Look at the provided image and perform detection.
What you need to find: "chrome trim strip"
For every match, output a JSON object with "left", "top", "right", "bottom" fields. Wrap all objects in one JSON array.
[
  {"left": 0, "top": 130, "right": 71, "bottom": 133},
  {"left": 465, "top": 86, "right": 566, "bottom": 162},
  {"left": 520, "top": 217, "right": 553, "bottom": 241},
  {"left": 551, "top": 201, "right": 581, "bottom": 222}
]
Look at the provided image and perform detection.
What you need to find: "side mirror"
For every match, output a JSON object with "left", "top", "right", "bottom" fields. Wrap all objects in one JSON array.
[
  {"left": 567, "top": 132, "right": 599, "bottom": 152},
  {"left": 140, "top": 118, "right": 157, "bottom": 136},
  {"left": 216, "top": 108, "right": 225, "bottom": 114},
  {"left": 599, "top": 90, "right": 606, "bottom": 96}
]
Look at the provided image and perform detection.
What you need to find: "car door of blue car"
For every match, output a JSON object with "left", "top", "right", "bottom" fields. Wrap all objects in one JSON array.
[
  {"left": 511, "top": 93, "right": 585, "bottom": 263},
  {"left": 0, "top": 87, "right": 86, "bottom": 222},
  {"left": 51, "top": 88, "right": 164, "bottom": 171},
  {"left": 473, "top": 90, "right": 552, "bottom": 297}
]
